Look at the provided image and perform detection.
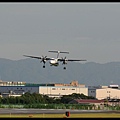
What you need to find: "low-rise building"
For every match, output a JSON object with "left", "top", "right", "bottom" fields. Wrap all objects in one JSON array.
[
  {"left": 0, "top": 80, "right": 88, "bottom": 98},
  {"left": 96, "top": 87, "right": 120, "bottom": 100}
]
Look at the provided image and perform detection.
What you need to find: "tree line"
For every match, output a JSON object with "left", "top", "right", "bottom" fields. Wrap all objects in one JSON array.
[{"left": 0, "top": 92, "right": 95, "bottom": 104}]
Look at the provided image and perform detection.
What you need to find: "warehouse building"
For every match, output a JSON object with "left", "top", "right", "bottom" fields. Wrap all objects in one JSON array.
[
  {"left": 88, "top": 84, "right": 120, "bottom": 100},
  {"left": 0, "top": 79, "right": 120, "bottom": 100},
  {"left": 0, "top": 80, "right": 88, "bottom": 98},
  {"left": 96, "top": 84, "right": 120, "bottom": 100}
]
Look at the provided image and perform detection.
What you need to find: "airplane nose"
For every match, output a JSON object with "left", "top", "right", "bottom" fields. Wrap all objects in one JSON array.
[{"left": 49, "top": 60, "right": 52, "bottom": 64}]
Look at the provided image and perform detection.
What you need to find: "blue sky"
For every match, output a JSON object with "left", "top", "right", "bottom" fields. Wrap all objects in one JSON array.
[{"left": 0, "top": 2, "right": 120, "bottom": 63}]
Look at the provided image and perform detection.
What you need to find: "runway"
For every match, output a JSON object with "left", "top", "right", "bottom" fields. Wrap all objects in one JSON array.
[{"left": 0, "top": 108, "right": 120, "bottom": 114}]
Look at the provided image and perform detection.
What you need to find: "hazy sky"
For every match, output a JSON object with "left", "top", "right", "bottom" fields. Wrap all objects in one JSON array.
[{"left": 0, "top": 2, "right": 120, "bottom": 63}]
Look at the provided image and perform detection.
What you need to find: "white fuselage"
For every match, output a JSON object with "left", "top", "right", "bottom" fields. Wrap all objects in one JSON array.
[{"left": 49, "top": 58, "right": 59, "bottom": 66}]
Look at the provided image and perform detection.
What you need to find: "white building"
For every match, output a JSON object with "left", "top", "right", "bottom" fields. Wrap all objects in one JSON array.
[
  {"left": 39, "top": 86, "right": 88, "bottom": 97},
  {"left": 96, "top": 87, "right": 120, "bottom": 100},
  {"left": 0, "top": 80, "right": 88, "bottom": 98}
]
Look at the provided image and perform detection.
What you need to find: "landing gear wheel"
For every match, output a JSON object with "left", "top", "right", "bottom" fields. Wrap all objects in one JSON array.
[
  {"left": 43, "top": 65, "right": 45, "bottom": 68},
  {"left": 63, "top": 67, "right": 66, "bottom": 70}
]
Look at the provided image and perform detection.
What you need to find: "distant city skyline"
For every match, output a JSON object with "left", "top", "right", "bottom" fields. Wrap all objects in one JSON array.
[{"left": 0, "top": 2, "right": 120, "bottom": 63}]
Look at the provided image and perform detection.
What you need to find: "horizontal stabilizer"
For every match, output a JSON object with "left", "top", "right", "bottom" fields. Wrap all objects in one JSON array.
[{"left": 48, "top": 50, "right": 69, "bottom": 54}]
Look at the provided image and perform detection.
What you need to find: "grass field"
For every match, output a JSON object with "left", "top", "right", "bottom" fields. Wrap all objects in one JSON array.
[{"left": 0, "top": 113, "right": 120, "bottom": 118}]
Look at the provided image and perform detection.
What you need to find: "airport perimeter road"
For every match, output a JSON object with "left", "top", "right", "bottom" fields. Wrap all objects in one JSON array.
[{"left": 0, "top": 109, "right": 120, "bottom": 114}]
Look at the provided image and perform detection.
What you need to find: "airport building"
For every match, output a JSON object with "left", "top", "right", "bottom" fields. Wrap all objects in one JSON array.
[
  {"left": 0, "top": 79, "right": 120, "bottom": 100},
  {"left": 0, "top": 80, "right": 88, "bottom": 98},
  {"left": 88, "top": 84, "right": 120, "bottom": 100},
  {"left": 96, "top": 84, "right": 120, "bottom": 100}
]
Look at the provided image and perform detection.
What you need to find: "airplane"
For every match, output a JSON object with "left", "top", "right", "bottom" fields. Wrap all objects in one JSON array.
[{"left": 23, "top": 50, "right": 87, "bottom": 70}]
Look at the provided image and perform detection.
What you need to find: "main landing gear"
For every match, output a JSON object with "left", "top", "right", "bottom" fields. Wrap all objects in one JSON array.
[{"left": 63, "top": 67, "right": 66, "bottom": 70}]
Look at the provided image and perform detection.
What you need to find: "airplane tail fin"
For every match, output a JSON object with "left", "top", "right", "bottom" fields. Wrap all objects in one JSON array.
[{"left": 48, "top": 50, "right": 69, "bottom": 58}]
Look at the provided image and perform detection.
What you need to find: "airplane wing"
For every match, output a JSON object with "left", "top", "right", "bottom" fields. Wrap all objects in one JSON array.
[
  {"left": 23, "top": 55, "right": 52, "bottom": 60},
  {"left": 23, "top": 55, "right": 42, "bottom": 59},
  {"left": 58, "top": 58, "right": 87, "bottom": 62},
  {"left": 66, "top": 59, "right": 87, "bottom": 61}
]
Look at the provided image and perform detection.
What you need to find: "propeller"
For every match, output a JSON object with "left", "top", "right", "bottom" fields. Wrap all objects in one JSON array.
[
  {"left": 40, "top": 56, "right": 47, "bottom": 64},
  {"left": 61, "top": 56, "right": 67, "bottom": 65},
  {"left": 40, "top": 55, "right": 48, "bottom": 68}
]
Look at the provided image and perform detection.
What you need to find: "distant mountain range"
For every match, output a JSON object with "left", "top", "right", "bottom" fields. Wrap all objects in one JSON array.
[{"left": 0, "top": 58, "right": 120, "bottom": 86}]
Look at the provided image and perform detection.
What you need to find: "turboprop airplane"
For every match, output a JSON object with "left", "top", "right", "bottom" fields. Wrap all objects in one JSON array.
[{"left": 23, "top": 50, "right": 86, "bottom": 69}]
